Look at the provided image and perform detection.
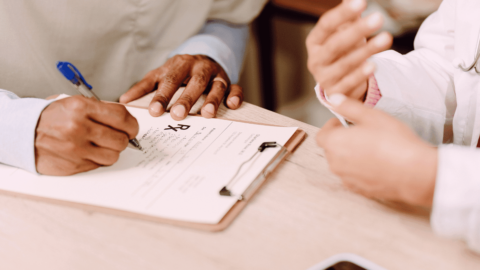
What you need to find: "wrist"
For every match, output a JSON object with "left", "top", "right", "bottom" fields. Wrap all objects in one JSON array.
[{"left": 402, "top": 145, "right": 438, "bottom": 207}]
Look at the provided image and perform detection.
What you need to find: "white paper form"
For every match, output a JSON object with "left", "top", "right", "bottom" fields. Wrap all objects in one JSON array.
[{"left": 0, "top": 107, "right": 297, "bottom": 224}]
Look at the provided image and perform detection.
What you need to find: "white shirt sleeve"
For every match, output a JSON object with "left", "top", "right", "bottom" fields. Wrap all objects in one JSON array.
[
  {"left": 432, "top": 144, "right": 480, "bottom": 253},
  {"left": 369, "top": 0, "right": 456, "bottom": 145},
  {"left": 168, "top": 21, "right": 249, "bottom": 84},
  {"left": 0, "top": 89, "right": 54, "bottom": 173}
]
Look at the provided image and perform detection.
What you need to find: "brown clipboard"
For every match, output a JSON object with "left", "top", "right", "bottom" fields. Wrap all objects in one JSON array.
[{"left": 0, "top": 113, "right": 306, "bottom": 232}]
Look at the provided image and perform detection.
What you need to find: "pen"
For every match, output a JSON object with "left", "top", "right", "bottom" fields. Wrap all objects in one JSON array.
[{"left": 56, "top": 61, "right": 143, "bottom": 151}]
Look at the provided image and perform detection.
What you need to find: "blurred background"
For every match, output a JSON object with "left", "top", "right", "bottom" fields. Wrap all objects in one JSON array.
[{"left": 238, "top": 0, "right": 442, "bottom": 127}]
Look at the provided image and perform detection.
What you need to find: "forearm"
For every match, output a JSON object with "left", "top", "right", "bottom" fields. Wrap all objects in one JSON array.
[
  {"left": 169, "top": 21, "right": 249, "bottom": 84},
  {"left": 0, "top": 89, "right": 53, "bottom": 173}
]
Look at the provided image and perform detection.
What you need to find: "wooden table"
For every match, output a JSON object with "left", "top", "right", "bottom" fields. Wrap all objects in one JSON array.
[
  {"left": 1, "top": 96, "right": 479, "bottom": 270},
  {"left": 271, "top": 0, "right": 341, "bottom": 17}
]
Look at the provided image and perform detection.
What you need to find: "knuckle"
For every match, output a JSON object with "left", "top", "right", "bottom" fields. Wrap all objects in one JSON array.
[
  {"left": 322, "top": 42, "right": 337, "bottom": 55},
  {"left": 163, "top": 73, "right": 179, "bottom": 85},
  {"left": 65, "top": 141, "right": 81, "bottom": 155},
  {"left": 63, "top": 120, "right": 83, "bottom": 135},
  {"left": 339, "top": 59, "right": 359, "bottom": 72},
  {"left": 318, "top": 17, "right": 334, "bottom": 32},
  {"left": 105, "top": 152, "right": 120, "bottom": 165},
  {"left": 177, "top": 54, "right": 193, "bottom": 63},
  {"left": 68, "top": 96, "right": 88, "bottom": 112},
  {"left": 178, "top": 95, "right": 194, "bottom": 106},
  {"left": 121, "top": 136, "right": 130, "bottom": 149},
  {"left": 194, "top": 74, "right": 209, "bottom": 85},
  {"left": 154, "top": 93, "right": 170, "bottom": 107},
  {"left": 321, "top": 75, "right": 335, "bottom": 89},
  {"left": 307, "top": 59, "right": 322, "bottom": 74},
  {"left": 112, "top": 132, "right": 130, "bottom": 149},
  {"left": 115, "top": 105, "right": 129, "bottom": 120}
]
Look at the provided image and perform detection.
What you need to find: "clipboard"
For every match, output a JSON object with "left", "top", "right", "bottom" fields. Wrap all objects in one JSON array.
[
  {"left": 94, "top": 125, "right": 305, "bottom": 232},
  {"left": 0, "top": 105, "right": 306, "bottom": 232}
]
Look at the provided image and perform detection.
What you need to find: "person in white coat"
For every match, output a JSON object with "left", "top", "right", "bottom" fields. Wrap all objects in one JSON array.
[
  {"left": 306, "top": 0, "right": 480, "bottom": 253},
  {"left": 0, "top": 0, "right": 267, "bottom": 176}
]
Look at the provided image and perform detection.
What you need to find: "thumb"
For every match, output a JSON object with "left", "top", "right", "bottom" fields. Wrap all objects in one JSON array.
[
  {"left": 328, "top": 94, "right": 372, "bottom": 124},
  {"left": 316, "top": 118, "right": 343, "bottom": 148}
]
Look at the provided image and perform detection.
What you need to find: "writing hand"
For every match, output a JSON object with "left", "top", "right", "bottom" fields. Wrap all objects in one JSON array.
[
  {"left": 306, "top": 0, "right": 393, "bottom": 101},
  {"left": 35, "top": 96, "right": 139, "bottom": 176},
  {"left": 119, "top": 55, "right": 243, "bottom": 120},
  {"left": 316, "top": 94, "right": 437, "bottom": 206}
]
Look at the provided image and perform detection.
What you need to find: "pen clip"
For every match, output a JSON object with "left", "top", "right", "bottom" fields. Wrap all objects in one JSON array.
[{"left": 56, "top": 61, "right": 93, "bottom": 89}]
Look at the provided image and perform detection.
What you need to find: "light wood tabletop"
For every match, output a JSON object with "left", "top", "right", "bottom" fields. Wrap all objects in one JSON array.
[{"left": 1, "top": 93, "right": 479, "bottom": 270}]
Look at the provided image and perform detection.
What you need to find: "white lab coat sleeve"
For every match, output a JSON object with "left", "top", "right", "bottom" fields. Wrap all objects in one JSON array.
[
  {"left": 0, "top": 89, "right": 54, "bottom": 173},
  {"left": 370, "top": 0, "right": 456, "bottom": 145},
  {"left": 431, "top": 144, "right": 480, "bottom": 253}
]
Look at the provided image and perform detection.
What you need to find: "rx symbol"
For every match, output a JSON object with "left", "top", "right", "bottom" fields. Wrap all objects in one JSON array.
[{"left": 165, "top": 124, "right": 191, "bottom": 132}]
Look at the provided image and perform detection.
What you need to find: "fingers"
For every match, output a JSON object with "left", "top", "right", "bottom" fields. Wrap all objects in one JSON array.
[
  {"left": 86, "top": 101, "right": 140, "bottom": 140},
  {"left": 149, "top": 68, "right": 189, "bottom": 117},
  {"left": 226, "top": 84, "right": 244, "bottom": 110},
  {"left": 171, "top": 66, "right": 215, "bottom": 120},
  {"left": 83, "top": 144, "right": 122, "bottom": 166},
  {"left": 307, "top": 0, "right": 366, "bottom": 47},
  {"left": 319, "top": 32, "right": 392, "bottom": 95},
  {"left": 201, "top": 79, "right": 228, "bottom": 118},
  {"left": 329, "top": 62, "right": 375, "bottom": 100},
  {"left": 87, "top": 121, "right": 130, "bottom": 151},
  {"left": 119, "top": 76, "right": 158, "bottom": 104},
  {"left": 320, "top": 12, "right": 384, "bottom": 65},
  {"left": 327, "top": 94, "right": 373, "bottom": 124}
]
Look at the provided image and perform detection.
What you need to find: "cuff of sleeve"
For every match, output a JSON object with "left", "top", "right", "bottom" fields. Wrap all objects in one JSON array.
[
  {"left": 314, "top": 84, "right": 350, "bottom": 127},
  {"left": 314, "top": 76, "right": 381, "bottom": 126},
  {"left": 0, "top": 97, "right": 54, "bottom": 174},
  {"left": 431, "top": 144, "right": 480, "bottom": 252},
  {"left": 168, "top": 35, "right": 239, "bottom": 84}
]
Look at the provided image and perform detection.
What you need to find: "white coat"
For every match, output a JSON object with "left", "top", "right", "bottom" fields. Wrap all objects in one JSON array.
[{"left": 369, "top": 0, "right": 480, "bottom": 253}]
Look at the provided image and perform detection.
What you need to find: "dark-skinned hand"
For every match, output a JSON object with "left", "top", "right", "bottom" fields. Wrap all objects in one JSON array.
[
  {"left": 35, "top": 96, "right": 139, "bottom": 176},
  {"left": 119, "top": 54, "right": 243, "bottom": 120}
]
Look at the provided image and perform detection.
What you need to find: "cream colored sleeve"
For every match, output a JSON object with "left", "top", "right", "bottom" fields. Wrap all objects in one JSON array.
[{"left": 208, "top": 0, "right": 268, "bottom": 24}]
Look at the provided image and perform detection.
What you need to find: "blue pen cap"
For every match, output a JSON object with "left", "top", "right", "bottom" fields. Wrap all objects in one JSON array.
[{"left": 56, "top": 61, "right": 93, "bottom": 89}]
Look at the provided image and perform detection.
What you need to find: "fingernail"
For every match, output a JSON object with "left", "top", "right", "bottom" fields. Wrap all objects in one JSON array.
[
  {"left": 329, "top": 94, "right": 346, "bottom": 106},
  {"left": 172, "top": 105, "right": 186, "bottom": 118},
  {"left": 374, "top": 32, "right": 391, "bottom": 47},
  {"left": 150, "top": 102, "right": 162, "bottom": 114},
  {"left": 367, "top": 13, "right": 383, "bottom": 28},
  {"left": 203, "top": 103, "right": 215, "bottom": 115},
  {"left": 363, "top": 62, "right": 376, "bottom": 75},
  {"left": 228, "top": 96, "right": 240, "bottom": 108},
  {"left": 350, "top": 0, "right": 364, "bottom": 11}
]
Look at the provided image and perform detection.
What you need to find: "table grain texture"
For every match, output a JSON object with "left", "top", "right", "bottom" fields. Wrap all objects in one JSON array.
[{"left": 1, "top": 92, "right": 479, "bottom": 270}]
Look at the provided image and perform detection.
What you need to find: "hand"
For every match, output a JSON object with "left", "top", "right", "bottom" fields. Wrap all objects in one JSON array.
[
  {"left": 35, "top": 96, "right": 139, "bottom": 176},
  {"left": 119, "top": 54, "right": 243, "bottom": 120},
  {"left": 316, "top": 94, "right": 437, "bottom": 207},
  {"left": 306, "top": 0, "right": 393, "bottom": 101}
]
